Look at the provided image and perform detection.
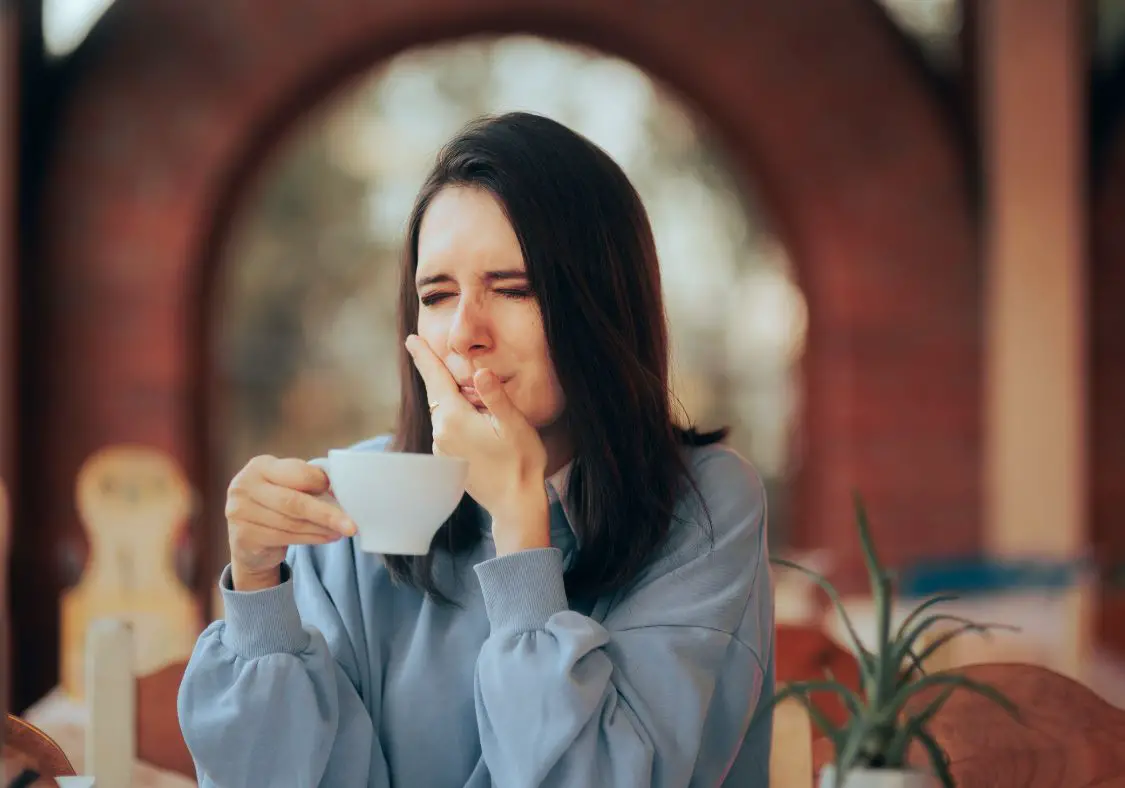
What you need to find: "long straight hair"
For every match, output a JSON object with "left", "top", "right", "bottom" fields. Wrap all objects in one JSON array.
[{"left": 385, "top": 112, "right": 725, "bottom": 602}]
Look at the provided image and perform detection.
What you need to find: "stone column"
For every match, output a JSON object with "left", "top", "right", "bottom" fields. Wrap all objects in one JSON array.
[{"left": 979, "top": 0, "right": 1089, "bottom": 675}]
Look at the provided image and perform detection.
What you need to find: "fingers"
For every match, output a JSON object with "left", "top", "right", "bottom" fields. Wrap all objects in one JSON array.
[
  {"left": 473, "top": 368, "right": 523, "bottom": 428},
  {"left": 236, "top": 512, "right": 342, "bottom": 545},
  {"left": 405, "top": 334, "right": 461, "bottom": 405},
  {"left": 245, "top": 481, "right": 356, "bottom": 536},
  {"left": 258, "top": 456, "right": 331, "bottom": 495},
  {"left": 231, "top": 455, "right": 355, "bottom": 537},
  {"left": 227, "top": 489, "right": 344, "bottom": 538}
]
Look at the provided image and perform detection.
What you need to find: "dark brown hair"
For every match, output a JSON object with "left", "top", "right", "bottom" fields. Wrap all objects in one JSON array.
[{"left": 387, "top": 112, "right": 725, "bottom": 601}]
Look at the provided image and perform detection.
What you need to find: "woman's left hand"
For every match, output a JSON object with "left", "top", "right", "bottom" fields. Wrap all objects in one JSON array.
[{"left": 406, "top": 335, "right": 551, "bottom": 554}]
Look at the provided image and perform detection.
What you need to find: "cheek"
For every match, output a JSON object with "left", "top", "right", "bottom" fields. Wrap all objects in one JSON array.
[
  {"left": 543, "top": 355, "right": 564, "bottom": 409},
  {"left": 544, "top": 369, "right": 566, "bottom": 422},
  {"left": 415, "top": 312, "right": 448, "bottom": 350},
  {"left": 501, "top": 312, "right": 564, "bottom": 420},
  {"left": 528, "top": 341, "right": 566, "bottom": 421}
]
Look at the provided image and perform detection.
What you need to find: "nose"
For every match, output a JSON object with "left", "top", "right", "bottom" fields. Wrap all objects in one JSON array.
[{"left": 447, "top": 295, "right": 492, "bottom": 358}]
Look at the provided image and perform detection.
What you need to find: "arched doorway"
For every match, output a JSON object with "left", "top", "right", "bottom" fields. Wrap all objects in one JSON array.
[
  {"left": 20, "top": 0, "right": 978, "bottom": 705},
  {"left": 211, "top": 35, "right": 806, "bottom": 599}
]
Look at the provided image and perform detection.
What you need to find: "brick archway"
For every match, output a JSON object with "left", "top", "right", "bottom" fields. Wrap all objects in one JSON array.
[{"left": 21, "top": 0, "right": 978, "bottom": 701}]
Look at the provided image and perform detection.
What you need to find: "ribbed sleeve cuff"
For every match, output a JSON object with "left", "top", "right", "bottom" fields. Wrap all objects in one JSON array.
[
  {"left": 473, "top": 548, "right": 569, "bottom": 635},
  {"left": 218, "top": 563, "right": 310, "bottom": 659}
]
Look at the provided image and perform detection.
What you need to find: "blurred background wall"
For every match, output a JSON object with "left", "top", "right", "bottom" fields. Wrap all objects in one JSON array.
[{"left": 1, "top": 0, "right": 1124, "bottom": 714}]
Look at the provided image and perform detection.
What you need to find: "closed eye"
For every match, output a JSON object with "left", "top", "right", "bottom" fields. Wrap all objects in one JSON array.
[
  {"left": 420, "top": 288, "right": 531, "bottom": 307},
  {"left": 419, "top": 292, "right": 453, "bottom": 307}
]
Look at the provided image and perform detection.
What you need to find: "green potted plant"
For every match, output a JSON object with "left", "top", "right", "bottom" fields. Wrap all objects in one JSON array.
[{"left": 767, "top": 493, "right": 1020, "bottom": 788}]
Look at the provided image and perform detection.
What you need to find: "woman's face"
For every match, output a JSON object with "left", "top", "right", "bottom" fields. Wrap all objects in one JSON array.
[{"left": 414, "top": 186, "right": 567, "bottom": 436}]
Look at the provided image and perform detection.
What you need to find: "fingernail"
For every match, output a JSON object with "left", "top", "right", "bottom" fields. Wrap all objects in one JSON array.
[{"left": 339, "top": 518, "right": 357, "bottom": 536}]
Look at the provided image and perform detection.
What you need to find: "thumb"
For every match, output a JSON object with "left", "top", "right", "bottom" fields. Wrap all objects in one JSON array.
[{"left": 474, "top": 369, "right": 524, "bottom": 428}]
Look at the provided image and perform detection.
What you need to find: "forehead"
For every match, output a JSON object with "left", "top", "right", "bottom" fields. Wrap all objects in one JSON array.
[{"left": 416, "top": 186, "right": 524, "bottom": 275}]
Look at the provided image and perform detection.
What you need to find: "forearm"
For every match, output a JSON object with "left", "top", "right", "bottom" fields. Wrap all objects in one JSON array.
[
  {"left": 178, "top": 570, "right": 377, "bottom": 787},
  {"left": 182, "top": 548, "right": 393, "bottom": 787}
]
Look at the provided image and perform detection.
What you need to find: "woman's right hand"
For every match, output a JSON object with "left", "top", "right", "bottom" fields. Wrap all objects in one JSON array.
[{"left": 225, "top": 455, "right": 357, "bottom": 590}]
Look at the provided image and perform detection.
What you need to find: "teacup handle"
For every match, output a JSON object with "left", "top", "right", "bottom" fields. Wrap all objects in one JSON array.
[{"left": 306, "top": 457, "right": 341, "bottom": 507}]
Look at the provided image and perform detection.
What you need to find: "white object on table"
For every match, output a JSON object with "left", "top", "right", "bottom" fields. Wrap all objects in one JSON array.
[
  {"left": 56, "top": 778, "right": 96, "bottom": 787},
  {"left": 85, "top": 618, "right": 135, "bottom": 788}
]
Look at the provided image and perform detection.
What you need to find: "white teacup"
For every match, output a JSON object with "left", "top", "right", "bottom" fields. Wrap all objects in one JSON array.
[{"left": 308, "top": 449, "right": 468, "bottom": 554}]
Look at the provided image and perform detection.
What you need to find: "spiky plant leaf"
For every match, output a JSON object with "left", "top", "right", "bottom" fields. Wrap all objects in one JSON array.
[
  {"left": 851, "top": 495, "right": 895, "bottom": 695},
  {"left": 761, "top": 679, "right": 865, "bottom": 723},
  {"left": 774, "top": 693, "right": 845, "bottom": 752},
  {"left": 894, "top": 593, "right": 960, "bottom": 644},
  {"left": 894, "top": 613, "right": 1018, "bottom": 675},
  {"left": 915, "top": 728, "right": 956, "bottom": 788},
  {"left": 884, "top": 673, "right": 1020, "bottom": 725},
  {"left": 852, "top": 492, "right": 885, "bottom": 598},
  {"left": 770, "top": 557, "right": 876, "bottom": 682},
  {"left": 912, "top": 620, "right": 1019, "bottom": 667},
  {"left": 834, "top": 714, "right": 876, "bottom": 776},
  {"left": 883, "top": 686, "right": 956, "bottom": 764},
  {"left": 900, "top": 646, "right": 928, "bottom": 683},
  {"left": 773, "top": 492, "right": 1020, "bottom": 783}
]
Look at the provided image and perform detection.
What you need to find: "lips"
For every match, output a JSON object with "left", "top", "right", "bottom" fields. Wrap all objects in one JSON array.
[
  {"left": 455, "top": 375, "right": 511, "bottom": 410},
  {"left": 460, "top": 385, "right": 486, "bottom": 408}
]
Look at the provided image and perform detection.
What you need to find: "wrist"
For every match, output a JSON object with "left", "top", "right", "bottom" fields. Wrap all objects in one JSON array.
[
  {"left": 491, "top": 487, "right": 551, "bottom": 556},
  {"left": 231, "top": 561, "right": 282, "bottom": 592}
]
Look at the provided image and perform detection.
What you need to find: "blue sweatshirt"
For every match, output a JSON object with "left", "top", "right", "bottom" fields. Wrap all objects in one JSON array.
[{"left": 177, "top": 438, "right": 774, "bottom": 787}]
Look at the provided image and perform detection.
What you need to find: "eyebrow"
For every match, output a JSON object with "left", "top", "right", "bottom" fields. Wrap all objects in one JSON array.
[{"left": 415, "top": 269, "right": 528, "bottom": 288}]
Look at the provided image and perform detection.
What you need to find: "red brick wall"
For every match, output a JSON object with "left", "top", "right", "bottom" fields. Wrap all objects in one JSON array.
[
  {"left": 1092, "top": 117, "right": 1125, "bottom": 659},
  {"left": 18, "top": 0, "right": 980, "bottom": 702}
]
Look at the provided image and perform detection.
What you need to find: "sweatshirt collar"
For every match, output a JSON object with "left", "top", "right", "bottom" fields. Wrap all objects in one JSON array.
[{"left": 544, "top": 461, "right": 577, "bottom": 538}]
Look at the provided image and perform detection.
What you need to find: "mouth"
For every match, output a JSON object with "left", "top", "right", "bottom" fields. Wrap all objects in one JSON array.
[
  {"left": 457, "top": 376, "right": 511, "bottom": 410},
  {"left": 460, "top": 386, "right": 486, "bottom": 409}
]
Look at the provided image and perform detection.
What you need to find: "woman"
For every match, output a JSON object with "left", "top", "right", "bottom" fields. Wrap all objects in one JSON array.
[{"left": 178, "top": 112, "right": 774, "bottom": 787}]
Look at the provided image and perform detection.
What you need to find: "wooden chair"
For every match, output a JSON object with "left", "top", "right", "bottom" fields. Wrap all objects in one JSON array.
[
  {"left": 2, "top": 715, "right": 74, "bottom": 780},
  {"left": 903, "top": 662, "right": 1125, "bottom": 786},
  {"left": 19, "top": 446, "right": 199, "bottom": 783},
  {"left": 135, "top": 661, "right": 193, "bottom": 778},
  {"left": 807, "top": 663, "right": 1125, "bottom": 786},
  {"left": 60, "top": 446, "right": 200, "bottom": 701}
]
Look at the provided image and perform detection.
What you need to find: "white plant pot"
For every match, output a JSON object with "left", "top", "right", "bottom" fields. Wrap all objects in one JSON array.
[{"left": 818, "top": 765, "right": 940, "bottom": 788}]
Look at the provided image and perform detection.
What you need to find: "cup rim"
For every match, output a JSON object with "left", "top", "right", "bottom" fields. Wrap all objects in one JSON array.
[{"left": 326, "top": 448, "right": 467, "bottom": 469}]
